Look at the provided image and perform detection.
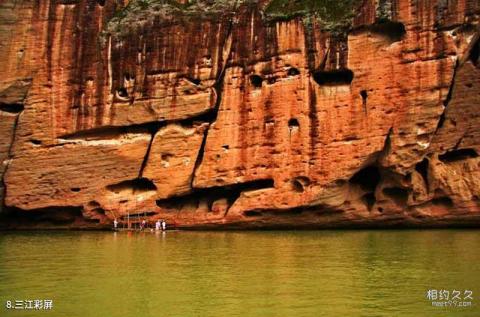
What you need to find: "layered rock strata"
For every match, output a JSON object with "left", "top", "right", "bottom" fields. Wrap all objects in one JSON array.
[{"left": 1, "top": 0, "right": 479, "bottom": 229}]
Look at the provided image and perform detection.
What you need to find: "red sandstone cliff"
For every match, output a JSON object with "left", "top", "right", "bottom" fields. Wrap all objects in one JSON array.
[{"left": 1, "top": 0, "right": 479, "bottom": 229}]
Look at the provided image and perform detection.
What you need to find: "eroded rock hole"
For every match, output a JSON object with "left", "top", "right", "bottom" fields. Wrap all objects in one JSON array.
[
  {"left": 30, "top": 139, "right": 42, "bottom": 145},
  {"left": 292, "top": 180, "right": 304, "bottom": 192},
  {"left": 439, "top": 148, "right": 478, "bottom": 162},
  {"left": 287, "top": 67, "right": 300, "bottom": 76},
  {"left": 431, "top": 196, "right": 454, "bottom": 207},
  {"left": 267, "top": 77, "right": 276, "bottom": 85},
  {"left": 349, "top": 165, "right": 381, "bottom": 192},
  {"left": 249, "top": 75, "right": 263, "bottom": 88},
  {"left": 161, "top": 153, "right": 174, "bottom": 162},
  {"left": 106, "top": 178, "right": 157, "bottom": 194},
  {"left": 70, "top": 187, "right": 81, "bottom": 192},
  {"left": 362, "top": 193, "right": 376, "bottom": 211},
  {"left": 291, "top": 176, "right": 311, "bottom": 193},
  {"left": 156, "top": 179, "right": 274, "bottom": 212},
  {"left": 264, "top": 115, "right": 274, "bottom": 124},
  {"left": 91, "top": 207, "right": 106, "bottom": 215},
  {"left": 288, "top": 118, "right": 300, "bottom": 129},
  {"left": 244, "top": 210, "right": 262, "bottom": 217},
  {"left": 117, "top": 87, "right": 128, "bottom": 98},
  {"left": 360, "top": 90, "right": 368, "bottom": 101},
  {"left": 186, "top": 77, "right": 201, "bottom": 86},
  {"left": 88, "top": 201, "right": 101, "bottom": 208},
  {"left": 3, "top": 206, "right": 83, "bottom": 225},
  {"left": 383, "top": 187, "right": 408, "bottom": 205},
  {"left": 470, "top": 39, "right": 479, "bottom": 66},
  {"left": 0, "top": 103, "right": 24, "bottom": 113},
  {"left": 313, "top": 69, "right": 354, "bottom": 86},
  {"left": 360, "top": 90, "right": 368, "bottom": 114},
  {"left": 415, "top": 158, "right": 429, "bottom": 189},
  {"left": 371, "top": 21, "right": 406, "bottom": 42}
]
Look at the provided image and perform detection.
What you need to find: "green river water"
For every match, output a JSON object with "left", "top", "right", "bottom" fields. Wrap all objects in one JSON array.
[{"left": 0, "top": 230, "right": 479, "bottom": 316}]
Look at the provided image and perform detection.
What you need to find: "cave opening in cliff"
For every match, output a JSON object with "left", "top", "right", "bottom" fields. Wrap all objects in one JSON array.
[
  {"left": 292, "top": 180, "right": 304, "bottom": 192},
  {"left": 360, "top": 90, "right": 368, "bottom": 101},
  {"left": 415, "top": 158, "right": 429, "bottom": 189},
  {"left": 91, "top": 207, "right": 106, "bottom": 216},
  {"left": 370, "top": 21, "right": 406, "bottom": 42},
  {"left": 287, "top": 67, "right": 300, "bottom": 76},
  {"left": 362, "top": 193, "right": 376, "bottom": 211},
  {"left": 438, "top": 148, "right": 478, "bottom": 163},
  {"left": 249, "top": 75, "right": 263, "bottom": 88},
  {"left": 288, "top": 118, "right": 300, "bottom": 129},
  {"left": 106, "top": 178, "right": 157, "bottom": 194},
  {"left": 156, "top": 179, "right": 274, "bottom": 212},
  {"left": 0, "top": 103, "right": 24, "bottom": 113},
  {"left": 360, "top": 90, "right": 368, "bottom": 114},
  {"left": 2, "top": 206, "right": 84, "bottom": 226},
  {"left": 116, "top": 87, "right": 129, "bottom": 99},
  {"left": 244, "top": 210, "right": 263, "bottom": 217},
  {"left": 291, "top": 176, "right": 310, "bottom": 193},
  {"left": 470, "top": 39, "right": 479, "bottom": 66},
  {"left": 312, "top": 69, "right": 354, "bottom": 86},
  {"left": 186, "top": 77, "right": 201, "bottom": 86},
  {"left": 431, "top": 196, "right": 454, "bottom": 208},
  {"left": 244, "top": 206, "right": 306, "bottom": 218},
  {"left": 349, "top": 165, "right": 381, "bottom": 192},
  {"left": 383, "top": 187, "right": 409, "bottom": 205}
]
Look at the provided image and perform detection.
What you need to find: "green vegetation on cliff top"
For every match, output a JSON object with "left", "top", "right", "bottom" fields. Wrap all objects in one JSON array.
[
  {"left": 107, "top": 0, "right": 361, "bottom": 37},
  {"left": 264, "top": 0, "right": 359, "bottom": 23}
]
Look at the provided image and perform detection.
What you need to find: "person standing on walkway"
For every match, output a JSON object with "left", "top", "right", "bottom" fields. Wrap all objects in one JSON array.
[{"left": 161, "top": 220, "right": 166, "bottom": 231}]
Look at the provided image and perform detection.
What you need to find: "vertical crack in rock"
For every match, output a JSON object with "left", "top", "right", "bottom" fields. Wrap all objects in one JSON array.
[
  {"left": 190, "top": 5, "right": 238, "bottom": 189},
  {"left": 434, "top": 32, "right": 479, "bottom": 135},
  {"left": 138, "top": 128, "right": 157, "bottom": 178},
  {"left": 308, "top": 82, "right": 319, "bottom": 165},
  {"left": 377, "top": 127, "right": 393, "bottom": 167},
  {"left": 435, "top": 59, "right": 458, "bottom": 132},
  {"left": 190, "top": 127, "right": 209, "bottom": 188},
  {"left": 1, "top": 107, "right": 24, "bottom": 212},
  {"left": 453, "top": 134, "right": 465, "bottom": 150}
]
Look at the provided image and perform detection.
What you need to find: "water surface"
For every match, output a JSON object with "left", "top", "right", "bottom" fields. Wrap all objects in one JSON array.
[{"left": 1, "top": 230, "right": 479, "bottom": 316}]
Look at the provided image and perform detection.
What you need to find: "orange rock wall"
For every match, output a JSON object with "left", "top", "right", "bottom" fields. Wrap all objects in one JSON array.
[{"left": 1, "top": 0, "right": 480, "bottom": 229}]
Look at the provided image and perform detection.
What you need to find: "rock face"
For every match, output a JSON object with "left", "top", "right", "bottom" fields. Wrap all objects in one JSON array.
[{"left": 1, "top": 0, "right": 480, "bottom": 229}]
